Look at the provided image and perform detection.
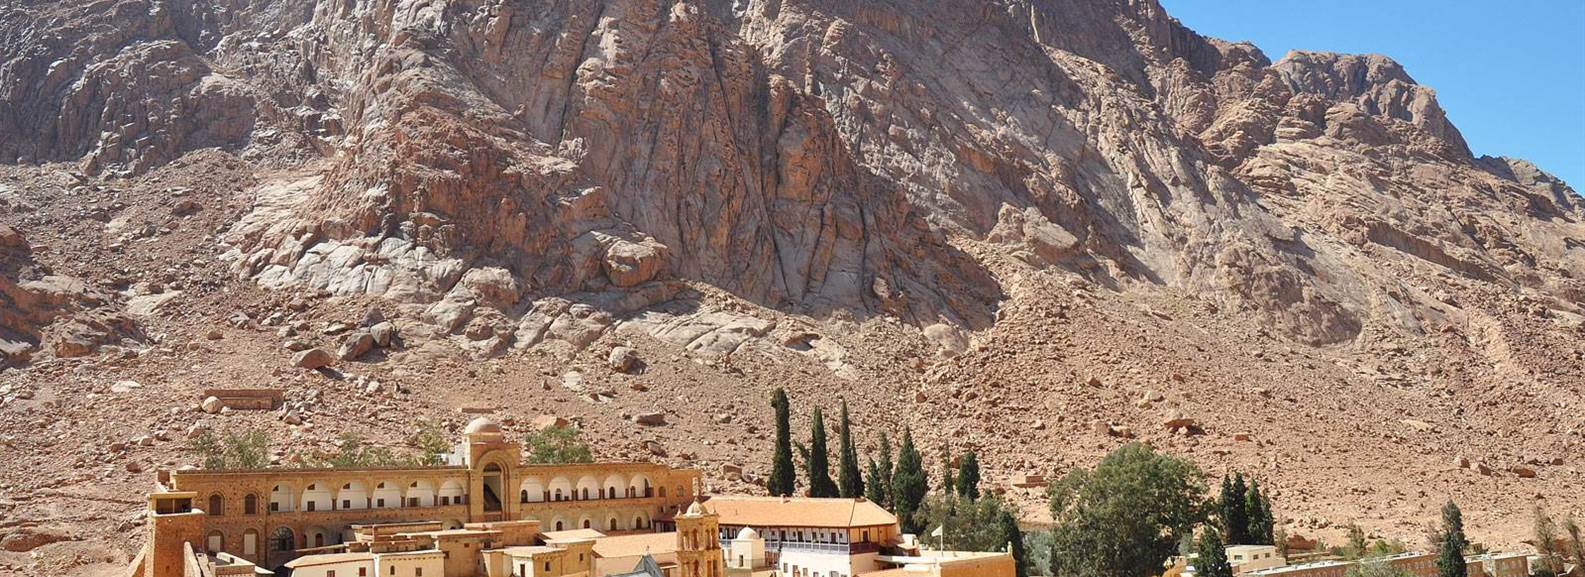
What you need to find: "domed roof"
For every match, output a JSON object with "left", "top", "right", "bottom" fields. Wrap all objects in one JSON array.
[
  {"left": 464, "top": 417, "right": 502, "bottom": 435},
  {"left": 735, "top": 527, "right": 760, "bottom": 540},
  {"left": 685, "top": 500, "right": 708, "bottom": 516}
]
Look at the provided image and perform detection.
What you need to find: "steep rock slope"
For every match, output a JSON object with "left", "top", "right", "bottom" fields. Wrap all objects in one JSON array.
[{"left": 0, "top": 0, "right": 1582, "bottom": 566}]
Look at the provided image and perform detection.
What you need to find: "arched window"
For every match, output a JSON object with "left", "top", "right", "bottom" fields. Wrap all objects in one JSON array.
[
  {"left": 555, "top": 521, "right": 564, "bottom": 531},
  {"left": 583, "top": 519, "right": 591, "bottom": 529},
  {"left": 243, "top": 494, "right": 258, "bottom": 515},
  {"left": 243, "top": 529, "right": 259, "bottom": 556},
  {"left": 520, "top": 490, "right": 529, "bottom": 503},
  {"left": 581, "top": 488, "right": 590, "bottom": 500},
  {"left": 208, "top": 494, "right": 224, "bottom": 516},
  {"left": 635, "top": 516, "right": 644, "bottom": 529},
  {"left": 270, "top": 527, "right": 294, "bottom": 552},
  {"left": 609, "top": 518, "right": 618, "bottom": 531},
  {"left": 554, "top": 489, "right": 563, "bottom": 501},
  {"left": 206, "top": 530, "right": 224, "bottom": 552}
]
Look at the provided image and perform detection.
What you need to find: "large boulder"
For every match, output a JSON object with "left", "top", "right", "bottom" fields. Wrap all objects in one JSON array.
[
  {"left": 292, "top": 348, "right": 333, "bottom": 370},
  {"left": 608, "top": 346, "right": 639, "bottom": 373},
  {"left": 337, "top": 331, "right": 375, "bottom": 360}
]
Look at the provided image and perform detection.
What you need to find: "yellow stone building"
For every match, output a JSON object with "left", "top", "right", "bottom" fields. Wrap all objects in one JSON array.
[
  {"left": 129, "top": 418, "right": 702, "bottom": 576},
  {"left": 128, "top": 417, "right": 1017, "bottom": 577}
]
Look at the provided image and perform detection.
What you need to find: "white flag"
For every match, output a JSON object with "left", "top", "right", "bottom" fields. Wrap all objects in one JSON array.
[{"left": 930, "top": 525, "right": 943, "bottom": 538}]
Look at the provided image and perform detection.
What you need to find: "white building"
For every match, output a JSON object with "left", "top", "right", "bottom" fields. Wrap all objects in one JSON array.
[{"left": 702, "top": 496, "right": 899, "bottom": 577}]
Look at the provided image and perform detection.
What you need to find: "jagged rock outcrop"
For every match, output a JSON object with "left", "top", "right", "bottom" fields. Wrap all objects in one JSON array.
[{"left": 7, "top": 0, "right": 1579, "bottom": 352}]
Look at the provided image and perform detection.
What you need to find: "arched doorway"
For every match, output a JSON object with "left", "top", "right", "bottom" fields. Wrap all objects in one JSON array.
[{"left": 482, "top": 463, "right": 505, "bottom": 513}]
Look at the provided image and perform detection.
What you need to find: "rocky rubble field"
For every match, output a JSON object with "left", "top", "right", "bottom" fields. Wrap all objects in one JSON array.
[{"left": 1, "top": 0, "right": 1582, "bottom": 575}]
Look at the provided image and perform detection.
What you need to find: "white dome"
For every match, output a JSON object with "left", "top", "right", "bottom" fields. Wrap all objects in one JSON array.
[
  {"left": 735, "top": 527, "right": 760, "bottom": 540},
  {"left": 464, "top": 417, "right": 502, "bottom": 435}
]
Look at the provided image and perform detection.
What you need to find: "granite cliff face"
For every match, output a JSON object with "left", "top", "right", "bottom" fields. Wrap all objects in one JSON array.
[
  {"left": 1, "top": 0, "right": 1583, "bottom": 564},
  {"left": 5, "top": 0, "right": 1580, "bottom": 346}
]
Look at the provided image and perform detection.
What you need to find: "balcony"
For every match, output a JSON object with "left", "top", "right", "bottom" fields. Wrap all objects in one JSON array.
[{"left": 747, "top": 540, "right": 882, "bottom": 556}]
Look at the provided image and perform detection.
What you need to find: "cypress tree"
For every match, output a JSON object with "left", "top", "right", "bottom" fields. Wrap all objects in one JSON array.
[
  {"left": 1245, "top": 480, "right": 1273, "bottom": 545},
  {"left": 805, "top": 406, "right": 839, "bottom": 498},
  {"left": 768, "top": 388, "right": 797, "bottom": 497},
  {"left": 941, "top": 449, "right": 956, "bottom": 495},
  {"left": 865, "top": 455, "right": 887, "bottom": 505},
  {"left": 874, "top": 433, "right": 895, "bottom": 508},
  {"left": 1437, "top": 501, "right": 1467, "bottom": 577},
  {"left": 1220, "top": 473, "right": 1250, "bottom": 544},
  {"left": 957, "top": 451, "right": 981, "bottom": 500},
  {"left": 1197, "top": 527, "right": 1235, "bottom": 577},
  {"left": 836, "top": 400, "right": 864, "bottom": 498},
  {"left": 892, "top": 428, "right": 929, "bottom": 534},
  {"left": 995, "top": 508, "right": 1028, "bottom": 577}
]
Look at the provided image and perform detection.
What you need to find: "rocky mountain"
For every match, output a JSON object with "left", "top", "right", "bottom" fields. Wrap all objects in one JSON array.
[{"left": 1, "top": 0, "right": 1581, "bottom": 573}]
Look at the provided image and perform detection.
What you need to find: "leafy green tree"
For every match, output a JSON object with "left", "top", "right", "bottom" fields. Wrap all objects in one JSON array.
[
  {"left": 407, "top": 418, "right": 451, "bottom": 465},
  {"left": 1024, "top": 530, "right": 1055, "bottom": 577},
  {"left": 522, "top": 426, "right": 593, "bottom": 464},
  {"left": 1197, "top": 527, "right": 1235, "bottom": 577},
  {"left": 768, "top": 388, "right": 797, "bottom": 497},
  {"left": 892, "top": 429, "right": 929, "bottom": 534},
  {"left": 1563, "top": 518, "right": 1584, "bottom": 577},
  {"left": 1344, "top": 522, "right": 1368, "bottom": 560},
  {"left": 1437, "top": 501, "right": 1467, "bottom": 577},
  {"left": 1535, "top": 506, "right": 1563, "bottom": 577},
  {"left": 803, "top": 407, "right": 839, "bottom": 498},
  {"left": 1046, "top": 442, "right": 1207, "bottom": 577},
  {"left": 913, "top": 492, "right": 1026, "bottom": 576},
  {"left": 957, "top": 451, "right": 982, "bottom": 500},
  {"left": 190, "top": 429, "right": 271, "bottom": 469},
  {"left": 306, "top": 432, "right": 408, "bottom": 468},
  {"left": 1246, "top": 480, "right": 1274, "bottom": 545},
  {"left": 1346, "top": 558, "right": 1413, "bottom": 577},
  {"left": 836, "top": 400, "right": 865, "bottom": 498}
]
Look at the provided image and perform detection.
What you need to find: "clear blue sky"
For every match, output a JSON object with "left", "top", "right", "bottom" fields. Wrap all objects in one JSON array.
[{"left": 1160, "top": 0, "right": 1584, "bottom": 189}]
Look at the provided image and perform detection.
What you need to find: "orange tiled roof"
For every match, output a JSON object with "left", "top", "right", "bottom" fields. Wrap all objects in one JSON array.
[{"left": 705, "top": 496, "right": 898, "bottom": 529}]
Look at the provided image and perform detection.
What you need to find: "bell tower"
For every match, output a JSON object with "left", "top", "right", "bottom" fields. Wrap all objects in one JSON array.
[
  {"left": 457, "top": 417, "right": 519, "bottom": 521},
  {"left": 674, "top": 500, "right": 725, "bottom": 577}
]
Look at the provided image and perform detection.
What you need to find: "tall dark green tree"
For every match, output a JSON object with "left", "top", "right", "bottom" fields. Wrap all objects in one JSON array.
[
  {"left": 1220, "top": 473, "right": 1250, "bottom": 544},
  {"left": 1197, "top": 527, "right": 1235, "bottom": 577},
  {"left": 892, "top": 428, "right": 929, "bottom": 534},
  {"left": 870, "top": 433, "right": 895, "bottom": 508},
  {"left": 996, "top": 509, "right": 1028, "bottom": 577},
  {"left": 941, "top": 449, "right": 956, "bottom": 495},
  {"left": 1245, "top": 480, "right": 1274, "bottom": 545},
  {"left": 804, "top": 406, "right": 839, "bottom": 498},
  {"left": 836, "top": 400, "right": 865, "bottom": 498},
  {"left": 865, "top": 456, "right": 888, "bottom": 505},
  {"left": 1046, "top": 442, "right": 1208, "bottom": 577},
  {"left": 1437, "top": 501, "right": 1467, "bottom": 577},
  {"left": 957, "top": 451, "right": 982, "bottom": 500},
  {"left": 768, "top": 387, "right": 797, "bottom": 497}
]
